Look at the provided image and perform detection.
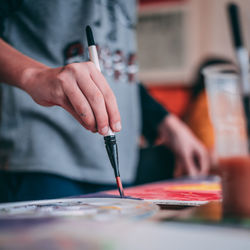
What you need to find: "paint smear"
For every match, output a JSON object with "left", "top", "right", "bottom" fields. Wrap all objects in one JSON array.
[{"left": 105, "top": 181, "right": 221, "bottom": 203}]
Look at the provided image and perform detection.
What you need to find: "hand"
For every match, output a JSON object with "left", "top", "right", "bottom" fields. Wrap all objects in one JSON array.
[
  {"left": 157, "top": 114, "right": 209, "bottom": 177},
  {"left": 22, "top": 62, "right": 121, "bottom": 135}
]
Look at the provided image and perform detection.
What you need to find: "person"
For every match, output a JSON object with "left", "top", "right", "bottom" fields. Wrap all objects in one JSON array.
[
  {"left": 181, "top": 57, "right": 232, "bottom": 176},
  {"left": 183, "top": 57, "right": 232, "bottom": 150},
  {"left": 0, "top": 0, "right": 209, "bottom": 202}
]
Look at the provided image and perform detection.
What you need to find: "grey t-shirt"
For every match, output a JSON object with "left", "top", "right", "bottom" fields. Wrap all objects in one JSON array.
[{"left": 0, "top": 0, "right": 141, "bottom": 184}]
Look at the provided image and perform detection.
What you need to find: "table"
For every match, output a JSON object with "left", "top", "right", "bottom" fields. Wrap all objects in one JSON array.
[{"left": 0, "top": 177, "right": 250, "bottom": 250}]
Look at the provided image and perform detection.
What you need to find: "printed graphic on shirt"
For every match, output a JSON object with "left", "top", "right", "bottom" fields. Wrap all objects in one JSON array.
[
  {"left": 64, "top": 0, "right": 137, "bottom": 83},
  {"left": 64, "top": 42, "right": 138, "bottom": 83},
  {"left": 93, "top": 0, "right": 135, "bottom": 42},
  {"left": 64, "top": 42, "right": 85, "bottom": 65}
]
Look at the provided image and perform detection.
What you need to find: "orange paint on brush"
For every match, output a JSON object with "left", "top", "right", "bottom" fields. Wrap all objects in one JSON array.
[{"left": 116, "top": 177, "right": 125, "bottom": 198}]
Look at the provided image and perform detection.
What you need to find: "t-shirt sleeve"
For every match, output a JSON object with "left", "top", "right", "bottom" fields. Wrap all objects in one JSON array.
[
  {"left": 139, "top": 83, "right": 169, "bottom": 144},
  {"left": 0, "top": 0, "right": 23, "bottom": 36}
]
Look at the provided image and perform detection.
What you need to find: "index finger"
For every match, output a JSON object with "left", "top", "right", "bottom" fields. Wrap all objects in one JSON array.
[{"left": 87, "top": 62, "right": 121, "bottom": 132}]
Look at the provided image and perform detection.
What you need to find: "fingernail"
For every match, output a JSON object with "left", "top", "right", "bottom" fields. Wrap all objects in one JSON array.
[
  {"left": 114, "top": 121, "right": 122, "bottom": 131},
  {"left": 100, "top": 126, "right": 109, "bottom": 135}
]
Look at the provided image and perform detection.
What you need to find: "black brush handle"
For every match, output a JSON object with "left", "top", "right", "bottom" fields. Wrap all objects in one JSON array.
[
  {"left": 104, "top": 135, "right": 120, "bottom": 177},
  {"left": 86, "top": 25, "right": 95, "bottom": 46},
  {"left": 227, "top": 3, "right": 243, "bottom": 48}
]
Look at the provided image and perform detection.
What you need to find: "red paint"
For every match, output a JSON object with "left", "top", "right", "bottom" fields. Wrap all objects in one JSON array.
[
  {"left": 116, "top": 177, "right": 125, "bottom": 198},
  {"left": 107, "top": 181, "right": 221, "bottom": 202}
]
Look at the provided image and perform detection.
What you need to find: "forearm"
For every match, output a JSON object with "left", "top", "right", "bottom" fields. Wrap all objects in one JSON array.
[{"left": 0, "top": 38, "right": 48, "bottom": 90}]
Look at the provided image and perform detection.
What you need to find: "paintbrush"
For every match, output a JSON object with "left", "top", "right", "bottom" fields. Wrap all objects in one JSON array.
[
  {"left": 227, "top": 3, "right": 250, "bottom": 139},
  {"left": 85, "top": 25, "right": 124, "bottom": 198}
]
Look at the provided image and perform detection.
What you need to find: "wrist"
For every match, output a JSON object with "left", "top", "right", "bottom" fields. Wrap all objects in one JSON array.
[
  {"left": 20, "top": 66, "right": 47, "bottom": 92},
  {"left": 158, "top": 114, "right": 175, "bottom": 131},
  {"left": 157, "top": 114, "right": 181, "bottom": 142}
]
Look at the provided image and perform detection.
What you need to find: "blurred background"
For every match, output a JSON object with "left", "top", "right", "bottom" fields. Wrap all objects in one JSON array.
[{"left": 137, "top": 0, "right": 250, "bottom": 118}]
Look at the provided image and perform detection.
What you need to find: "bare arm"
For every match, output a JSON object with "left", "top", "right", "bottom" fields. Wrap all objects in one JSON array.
[{"left": 0, "top": 39, "right": 121, "bottom": 135}]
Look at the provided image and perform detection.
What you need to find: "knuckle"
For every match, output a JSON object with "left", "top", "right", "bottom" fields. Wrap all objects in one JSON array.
[
  {"left": 103, "top": 89, "right": 115, "bottom": 102},
  {"left": 56, "top": 74, "right": 65, "bottom": 85},
  {"left": 73, "top": 104, "right": 90, "bottom": 118},
  {"left": 62, "top": 85, "right": 80, "bottom": 103},
  {"left": 66, "top": 63, "right": 78, "bottom": 73},
  {"left": 56, "top": 72, "right": 70, "bottom": 89},
  {"left": 74, "top": 103, "right": 85, "bottom": 114},
  {"left": 60, "top": 63, "right": 80, "bottom": 77},
  {"left": 90, "top": 91, "right": 103, "bottom": 105},
  {"left": 83, "top": 116, "right": 95, "bottom": 129},
  {"left": 85, "top": 61, "right": 96, "bottom": 71},
  {"left": 97, "top": 116, "right": 108, "bottom": 129}
]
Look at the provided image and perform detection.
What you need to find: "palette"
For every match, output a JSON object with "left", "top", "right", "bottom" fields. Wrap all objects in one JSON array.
[{"left": 0, "top": 198, "right": 158, "bottom": 221}]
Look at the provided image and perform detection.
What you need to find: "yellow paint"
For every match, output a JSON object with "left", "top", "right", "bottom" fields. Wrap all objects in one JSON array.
[{"left": 165, "top": 183, "right": 221, "bottom": 191}]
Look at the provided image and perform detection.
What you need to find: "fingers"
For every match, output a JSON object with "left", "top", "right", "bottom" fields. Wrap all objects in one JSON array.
[
  {"left": 75, "top": 70, "right": 110, "bottom": 135},
  {"left": 193, "top": 144, "right": 210, "bottom": 176},
  {"left": 61, "top": 96, "right": 97, "bottom": 133},
  {"left": 183, "top": 144, "right": 209, "bottom": 177},
  {"left": 88, "top": 63, "right": 121, "bottom": 132},
  {"left": 181, "top": 153, "right": 199, "bottom": 177},
  {"left": 58, "top": 70, "right": 98, "bottom": 132},
  {"left": 57, "top": 62, "right": 121, "bottom": 135},
  {"left": 159, "top": 115, "right": 210, "bottom": 177},
  {"left": 174, "top": 159, "right": 185, "bottom": 178}
]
